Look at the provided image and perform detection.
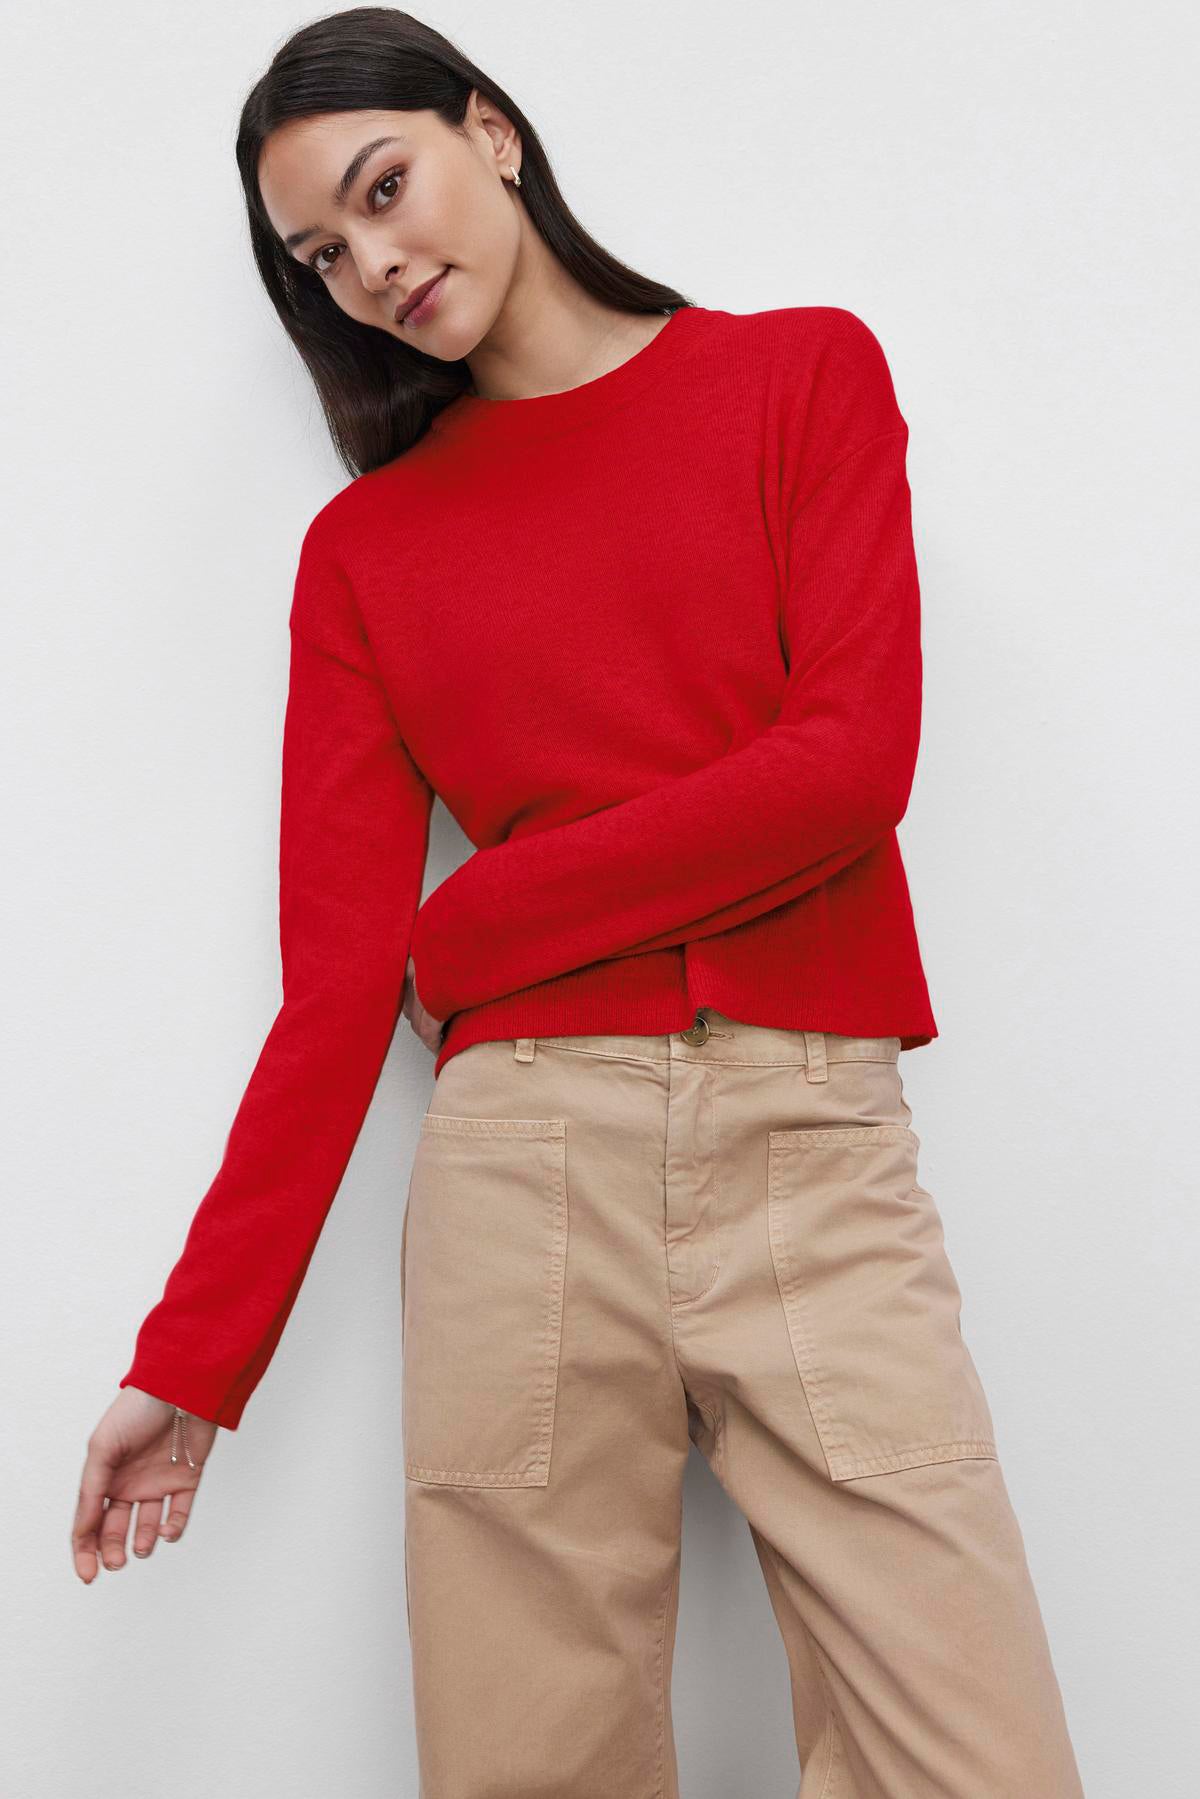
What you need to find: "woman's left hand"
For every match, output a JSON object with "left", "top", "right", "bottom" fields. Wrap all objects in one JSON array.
[
  {"left": 71, "top": 1389, "right": 219, "bottom": 1581},
  {"left": 402, "top": 955, "right": 444, "bottom": 1056}
]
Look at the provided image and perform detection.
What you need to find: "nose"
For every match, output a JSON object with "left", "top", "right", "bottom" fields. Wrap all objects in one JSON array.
[{"left": 361, "top": 249, "right": 406, "bottom": 298}]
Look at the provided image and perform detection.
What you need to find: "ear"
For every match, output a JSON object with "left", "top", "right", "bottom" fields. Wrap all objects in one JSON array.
[{"left": 467, "top": 87, "right": 522, "bottom": 175}]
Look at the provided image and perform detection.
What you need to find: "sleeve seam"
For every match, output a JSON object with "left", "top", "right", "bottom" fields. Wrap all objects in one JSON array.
[
  {"left": 288, "top": 615, "right": 381, "bottom": 685},
  {"left": 286, "top": 611, "right": 437, "bottom": 787},
  {"left": 792, "top": 426, "right": 908, "bottom": 525},
  {"left": 289, "top": 533, "right": 388, "bottom": 685}
]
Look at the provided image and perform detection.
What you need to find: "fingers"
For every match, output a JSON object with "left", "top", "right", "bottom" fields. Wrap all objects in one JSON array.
[
  {"left": 98, "top": 1497, "right": 135, "bottom": 1571},
  {"left": 72, "top": 1484, "right": 198, "bottom": 1578},
  {"left": 72, "top": 1397, "right": 212, "bottom": 1582},
  {"left": 160, "top": 1486, "right": 198, "bottom": 1543},
  {"left": 71, "top": 1439, "right": 118, "bottom": 1584},
  {"left": 132, "top": 1496, "right": 165, "bottom": 1559}
]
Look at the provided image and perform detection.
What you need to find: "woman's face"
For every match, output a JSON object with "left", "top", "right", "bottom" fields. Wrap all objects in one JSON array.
[{"left": 257, "top": 93, "right": 522, "bottom": 357}]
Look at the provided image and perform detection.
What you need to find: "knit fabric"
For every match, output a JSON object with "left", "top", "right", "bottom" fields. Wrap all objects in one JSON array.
[{"left": 120, "top": 303, "right": 937, "bottom": 1428}]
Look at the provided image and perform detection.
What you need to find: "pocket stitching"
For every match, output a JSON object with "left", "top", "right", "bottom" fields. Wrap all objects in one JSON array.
[
  {"left": 769, "top": 1124, "right": 918, "bottom": 1150},
  {"left": 420, "top": 1114, "right": 566, "bottom": 1137},
  {"left": 403, "top": 1118, "right": 569, "bottom": 1488},
  {"left": 832, "top": 1440, "right": 999, "bottom": 1481},
  {"left": 767, "top": 1138, "right": 850, "bottom": 1468},
  {"left": 766, "top": 1126, "right": 999, "bottom": 1482}
]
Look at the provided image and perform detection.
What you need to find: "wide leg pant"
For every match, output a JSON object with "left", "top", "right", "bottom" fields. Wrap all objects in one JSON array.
[{"left": 400, "top": 1009, "right": 1085, "bottom": 1797}]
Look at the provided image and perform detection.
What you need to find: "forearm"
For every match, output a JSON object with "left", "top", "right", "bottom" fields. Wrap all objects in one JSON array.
[
  {"left": 119, "top": 531, "right": 434, "bottom": 1429},
  {"left": 591, "top": 830, "right": 888, "bottom": 957},
  {"left": 120, "top": 976, "right": 406, "bottom": 1427},
  {"left": 411, "top": 720, "right": 910, "bottom": 1019},
  {"left": 411, "top": 424, "right": 921, "bottom": 1021}
]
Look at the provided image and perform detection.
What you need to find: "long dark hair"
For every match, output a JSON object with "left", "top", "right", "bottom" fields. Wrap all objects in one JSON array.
[{"left": 235, "top": 7, "right": 694, "bottom": 478}]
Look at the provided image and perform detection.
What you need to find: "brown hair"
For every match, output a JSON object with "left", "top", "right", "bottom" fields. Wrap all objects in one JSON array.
[{"left": 235, "top": 7, "right": 694, "bottom": 477}]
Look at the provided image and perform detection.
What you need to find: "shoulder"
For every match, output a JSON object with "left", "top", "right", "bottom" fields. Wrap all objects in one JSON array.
[
  {"left": 735, "top": 304, "right": 901, "bottom": 406},
  {"left": 708, "top": 307, "right": 912, "bottom": 510},
  {"left": 729, "top": 301, "right": 879, "bottom": 345},
  {"left": 287, "top": 481, "right": 376, "bottom": 648},
  {"left": 299, "top": 468, "right": 386, "bottom": 564},
  {"left": 290, "top": 464, "right": 398, "bottom": 602},
  {"left": 733, "top": 305, "right": 908, "bottom": 463}
]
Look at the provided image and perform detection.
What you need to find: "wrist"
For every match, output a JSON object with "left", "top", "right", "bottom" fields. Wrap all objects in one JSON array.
[{"left": 411, "top": 884, "right": 460, "bottom": 1021}]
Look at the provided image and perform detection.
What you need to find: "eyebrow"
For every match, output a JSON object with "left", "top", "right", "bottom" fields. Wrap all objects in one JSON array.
[{"left": 282, "top": 134, "right": 408, "bottom": 253}]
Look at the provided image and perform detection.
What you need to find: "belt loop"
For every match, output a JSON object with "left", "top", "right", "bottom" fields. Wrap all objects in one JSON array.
[
  {"left": 803, "top": 1030, "right": 828, "bottom": 1082},
  {"left": 513, "top": 1038, "right": 537, "bottom": 1063}
]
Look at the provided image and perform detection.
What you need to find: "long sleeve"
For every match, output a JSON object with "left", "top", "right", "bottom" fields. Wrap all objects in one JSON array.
[
  {"left": 119, "top": 521, "right": 434, "bottom": 1429},
  {"left": 409, "top": 316, "right": 922, "bottom": 1023}
]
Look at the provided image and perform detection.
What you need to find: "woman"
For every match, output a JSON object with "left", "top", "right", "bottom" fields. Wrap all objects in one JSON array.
[{"left": 71, "top": 9, "right": 1086, "bottom": 1794}]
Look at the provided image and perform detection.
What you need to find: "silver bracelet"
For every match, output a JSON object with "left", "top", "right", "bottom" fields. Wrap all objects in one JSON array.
[{"left": 169, "top": 1406, "right": 197, "bottom": 1469}]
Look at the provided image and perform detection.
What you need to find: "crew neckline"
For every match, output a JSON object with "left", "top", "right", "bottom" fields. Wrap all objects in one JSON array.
[{"left": 427, "top": 304, "right": 720, "bottom": 448}]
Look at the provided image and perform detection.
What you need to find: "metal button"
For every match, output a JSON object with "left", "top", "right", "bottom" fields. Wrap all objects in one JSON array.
[{"left": 679, "top": 1012, "right": 710, "bottom": 1046}]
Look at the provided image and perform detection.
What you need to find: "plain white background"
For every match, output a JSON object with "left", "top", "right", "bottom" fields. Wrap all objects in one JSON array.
[{"left": 3, "top": 2, "right": 1197, "bottom": 1793}]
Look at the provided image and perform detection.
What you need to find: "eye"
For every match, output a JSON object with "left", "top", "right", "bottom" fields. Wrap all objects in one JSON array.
[
  {"left": 369, "top": 164, "right": 407, "bottom": 210},
  {"left": 307, "top": 243, "right": 343, "bottom": 277},
  {"left": 304, "top": 165, "right": 409, "bottom": 278}
]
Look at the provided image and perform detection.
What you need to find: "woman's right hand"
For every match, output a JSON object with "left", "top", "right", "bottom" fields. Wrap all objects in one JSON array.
[
  {"left": 70, "top": 1387, "right": 218, "bottom": 1583},
  {"left": 402, "top": 953, "right": 444, "bottom": 1056}
]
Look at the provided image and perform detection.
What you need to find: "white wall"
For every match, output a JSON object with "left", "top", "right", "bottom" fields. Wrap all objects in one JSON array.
[{"left": 3, "top": 2, "right": 1196, "bottom": 1793}]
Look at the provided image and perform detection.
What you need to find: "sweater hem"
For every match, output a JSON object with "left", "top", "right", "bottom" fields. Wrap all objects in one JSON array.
[{"left": 433, "top": 974, "right": 937, "bottom": 1077}]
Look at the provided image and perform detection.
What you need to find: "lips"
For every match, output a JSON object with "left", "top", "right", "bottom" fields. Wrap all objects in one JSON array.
[{"left": 395, "top": 268, "right": 448, "bottom": 325}]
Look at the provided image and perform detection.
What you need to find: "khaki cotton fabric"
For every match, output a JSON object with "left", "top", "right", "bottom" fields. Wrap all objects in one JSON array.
[{"left": 400, "top": 1011, "right": 1084, "bottom": 1797}]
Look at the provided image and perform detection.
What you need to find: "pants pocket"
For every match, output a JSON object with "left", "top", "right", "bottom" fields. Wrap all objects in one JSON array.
[
  {"left": 401, "top": 1113, "right": 569, "bottom": 1487},
  {"left": 767, "top": 1123, "right": 999, "bottom": 1482}
]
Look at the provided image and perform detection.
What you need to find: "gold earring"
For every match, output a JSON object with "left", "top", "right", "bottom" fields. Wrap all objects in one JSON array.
[{"left": 509, "top": 164, "right": 522, "bottom": 188}]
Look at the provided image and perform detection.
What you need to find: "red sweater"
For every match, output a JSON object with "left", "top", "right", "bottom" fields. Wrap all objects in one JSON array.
[{"left": 120, "top": 303, "right": 937, "bottom": 1429}]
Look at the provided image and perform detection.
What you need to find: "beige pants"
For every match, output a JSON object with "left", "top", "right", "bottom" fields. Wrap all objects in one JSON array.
[{"left": 400, "top": 1009, "right": 1084, "bottom": 1797}]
